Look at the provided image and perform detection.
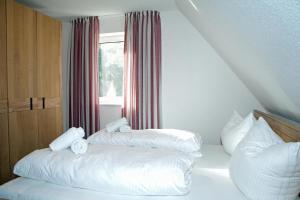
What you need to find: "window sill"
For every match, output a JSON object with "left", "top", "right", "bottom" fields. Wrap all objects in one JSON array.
[
  {"left": 99, "top": 103, "right": 122, "bottom": 107},
  {"left": 99, "top": 97, "right": 123, "bottom": 107}
]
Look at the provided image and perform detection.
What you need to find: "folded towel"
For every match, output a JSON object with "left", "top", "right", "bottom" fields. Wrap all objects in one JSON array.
[
  {"left": 119, "top": 125, "right": 132, "bottom": 133},
  {"left": 106, "top": 118, "right": 128, "bottom": 133},
  {"left": 71, "top": 138, "right": 88, "bottom": 154},
  {"left": 49, "top": 127, "right": 85, "bottom": 151}
]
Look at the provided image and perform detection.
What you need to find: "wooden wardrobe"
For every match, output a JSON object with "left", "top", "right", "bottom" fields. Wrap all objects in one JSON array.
[{"left": 0, "top": 0, "right": 62, "bottom": 184}]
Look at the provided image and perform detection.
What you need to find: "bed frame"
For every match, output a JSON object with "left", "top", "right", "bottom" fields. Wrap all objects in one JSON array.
[{"left": 253, "top": 110, "right": 300, "bottom": 142}]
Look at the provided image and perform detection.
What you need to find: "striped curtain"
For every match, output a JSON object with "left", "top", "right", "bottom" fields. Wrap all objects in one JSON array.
[
  {"left": 123, "top": 11, "right": 162, "bottom": 129},
  {"left": 69, "top": 17, "right": 100, "bottom": 137}
]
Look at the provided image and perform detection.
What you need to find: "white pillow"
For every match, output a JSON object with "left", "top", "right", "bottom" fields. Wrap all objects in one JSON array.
[
  {"left": 222, "top": 111, "right": 243, "bottom": 134},
  {"left": 105, "top": 118, "right": 128, "bottom": 133},
  {"left": 230, "top": 117, "right": 300, "bottom": 200},
  {"left": 221, "top": 111, "right": 255, "bottom": 155}
]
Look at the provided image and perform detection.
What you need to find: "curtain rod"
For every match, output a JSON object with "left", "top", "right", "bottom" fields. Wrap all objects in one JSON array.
[{"left": 60, "top": 13, "right": 125, "bottom": 22}]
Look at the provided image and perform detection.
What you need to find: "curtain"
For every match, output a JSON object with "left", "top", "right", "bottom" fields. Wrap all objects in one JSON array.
[
  {"left": 123, "top": 11, "right": 162, "bottom": 129},
  {"left": 69, "top": 17, "right": 100, "bottom": 137}
]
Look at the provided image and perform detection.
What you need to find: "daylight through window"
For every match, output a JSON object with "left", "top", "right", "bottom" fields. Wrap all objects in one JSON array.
[{"left": 99, "top": 32, "right": 124, "bottom": 105}]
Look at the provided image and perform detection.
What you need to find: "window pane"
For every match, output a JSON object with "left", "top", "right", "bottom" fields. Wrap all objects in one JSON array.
[{"left": 99, "top": 42, "right": 124, "bottom": 101}]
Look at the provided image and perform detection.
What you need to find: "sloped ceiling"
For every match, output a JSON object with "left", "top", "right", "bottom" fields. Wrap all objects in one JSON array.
[
  {"left": 16, "top": 0, "right": 176, "bottom": 19},
  {"left": 176, "top": 0, "right": 300, "bottom": 122}
]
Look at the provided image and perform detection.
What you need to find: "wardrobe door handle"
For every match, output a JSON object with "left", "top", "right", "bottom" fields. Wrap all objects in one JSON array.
[
  {"left": 42, "top": 97, "right": 45, "bottom": 109},
  {"left": 30, "top": 98, "right": 33, "bottom": 110}
]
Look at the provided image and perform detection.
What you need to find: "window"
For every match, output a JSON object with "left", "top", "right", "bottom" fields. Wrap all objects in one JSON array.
[{"left": 99, "top": 32, "right": 124, "bottom": 105}]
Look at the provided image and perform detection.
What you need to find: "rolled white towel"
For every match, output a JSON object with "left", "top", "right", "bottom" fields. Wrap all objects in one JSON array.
[
  {"left": 119, "top": 125, "right": 132, "bottom": 133},
  {"left": 105, "top": 118, "right": 128, "bottom": 133},
  {"left": 71, "top": 138, "right": 88, "bottom": 154},
  {"left": 49, "top": 127, "right": 85, "bottom": 151}
]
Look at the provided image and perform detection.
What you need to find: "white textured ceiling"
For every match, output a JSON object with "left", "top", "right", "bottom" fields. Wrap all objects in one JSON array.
[
  {"left": 176, "top": 0, "right": 300, "bottom": 122},
  {"left": 16, "top": 0, "right": 176, "bottom": 19}
]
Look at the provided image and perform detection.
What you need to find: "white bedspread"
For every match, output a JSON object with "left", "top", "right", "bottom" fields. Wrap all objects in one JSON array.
[
  {"left": 88, "top": 129, "right": 201, "bottom": 153},
  {"left": 13, "top": 144, "right": 194, "bottom": 196},
  {"left": 0, "top": 145, "right": 251, "bottom": 200}
]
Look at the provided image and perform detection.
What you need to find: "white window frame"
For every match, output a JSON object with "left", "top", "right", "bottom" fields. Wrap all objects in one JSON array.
[
  {"left": 99, "top": 32, "right": 125, "bottom": 106},
  {"left": 100, "top": 32, "right": 124, "bottom": 43}
]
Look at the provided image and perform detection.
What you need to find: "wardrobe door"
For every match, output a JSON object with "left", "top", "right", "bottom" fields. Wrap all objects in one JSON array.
[
  {"left": 9, "top": 111, "right": 38, "bottom": 167},
  {"left": 6, "top": 0, "right": 39, "bottom": 167},
  {"left": 0, "top": 0, "right": 7, "bottom": 102},
  {"left": 0, "top": 0, "right": 7, "bottom": 114},
  {"left": 6, "top": 0, "right": 37, "bottom": 111},
  {"left": 0, "top": 0, "right": 10, "bottom": 184},
  {"left": 0, "top": 113, "right": 10, "bottom": 184},
  {"left": 38, "top": 108, "right": 62, "bottom": 148},
  {"left": 0, "top": 0, "right": 7, "bottom": 113},
  {"left": 37, "top": 13, "right": 62, "bottom": 148}
]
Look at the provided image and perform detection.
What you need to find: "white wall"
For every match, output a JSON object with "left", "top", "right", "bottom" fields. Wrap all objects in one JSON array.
[
  {"left": 62, "top": 22, "right": 72, "bottom": 131},
  {"left": 100, "top": 15, "right": 124, "bottom": 33},
  {"left": 160, "top": 10, "right": 263, "bottom": 144},
  {"left": 99, "top": 105, "right": 122, "bottom": 129}
]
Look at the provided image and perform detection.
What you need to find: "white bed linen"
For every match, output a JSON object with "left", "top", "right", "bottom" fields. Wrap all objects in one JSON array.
[
  {"left": 0, "top": 145, "right": 251, "bottom": 200},
  {"left": 13, "top": 144, "right": 194, "bottom": 196},
  {"left": 88, "top": 129, "right": 201, "bottom": 153}
]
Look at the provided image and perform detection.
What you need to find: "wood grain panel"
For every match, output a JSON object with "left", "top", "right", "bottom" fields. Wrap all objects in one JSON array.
[
  {"left": 37, "top": 13, "right": 61, "bottom": 99},
  {"left": 8, "top": 97, "right": 39, "bottom": 112},
  {"left": 0, "top": 113, "right": 11, "bottom": 184},
  {"left": 9, "top": 110, "right": 38, "bottom": 167},
  {"left": 0, "top": 0, "right": 10, "bottom": 184},
  {"left": 36, "top": 12, "right": 62, "bottom": 148},
  {"left": 254, "top": 110, "right": 300, "bottom": 142},
  {"left": 0, "top": 99, "right": 8, "bottom": 114},
  {"left": 6, "top": 0, "right": 37, "bottom": 102},
  {"left": 38, "top": 107, "right": 62, "bottom": 148},
  {"left": 0, "top": 0, "right": 7, "bottom": 101},
  {"left": 36, "top": 97, "right": 61, "bottom": 109}
]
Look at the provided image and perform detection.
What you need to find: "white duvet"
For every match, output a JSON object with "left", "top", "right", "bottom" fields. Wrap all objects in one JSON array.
[
  {"left": 88, "top": 129, "right": 201, "bottom": 154},
  {"left": 13, "top": 144, "right": 195, "bottom": 196}
]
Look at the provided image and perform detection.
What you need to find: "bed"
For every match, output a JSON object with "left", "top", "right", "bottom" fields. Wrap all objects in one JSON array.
[
  {"left": 0, "top": 110, "right": 299, "bottom": 200},
  {"left": 0, "top": 145, "right": 246, "bottom": 200}
]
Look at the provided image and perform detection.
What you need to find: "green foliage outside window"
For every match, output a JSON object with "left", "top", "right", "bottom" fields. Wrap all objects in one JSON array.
[{"left": 99, "top": 42, "right": 124, "bottom": 98}]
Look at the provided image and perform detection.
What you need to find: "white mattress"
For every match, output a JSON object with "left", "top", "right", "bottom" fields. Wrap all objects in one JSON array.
[{"left": 0, "top": 145, "right": 246, "bottom": 200}]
